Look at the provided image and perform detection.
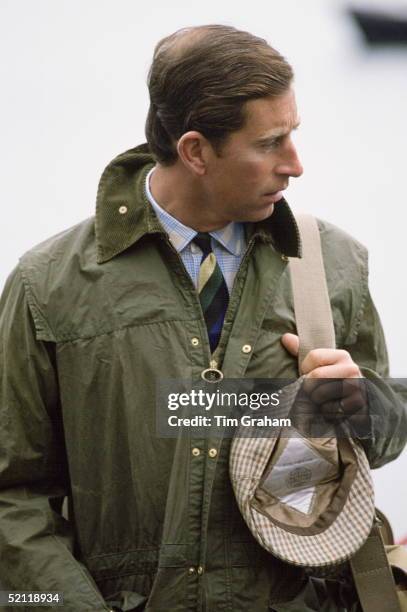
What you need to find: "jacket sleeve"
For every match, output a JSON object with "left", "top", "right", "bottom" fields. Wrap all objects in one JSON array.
[
  {"left": 0, "top": 266, "right": 112, "bottom": 611},
  {"left": 344, "top": 285, "right": 407, "bottom": 469}
]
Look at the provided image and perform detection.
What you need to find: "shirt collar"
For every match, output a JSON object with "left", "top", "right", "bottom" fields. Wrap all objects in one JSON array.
[{"left": 145, "top": 167, "right": 245, "bottom": 257}]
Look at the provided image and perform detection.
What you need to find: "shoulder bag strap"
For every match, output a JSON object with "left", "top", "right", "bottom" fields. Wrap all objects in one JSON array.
[
  {"left": 289, "top": 213, "right": 336, "bottom": 363},
  {"left": 289, "top": 213, "right": 401, "bottom": 612}
]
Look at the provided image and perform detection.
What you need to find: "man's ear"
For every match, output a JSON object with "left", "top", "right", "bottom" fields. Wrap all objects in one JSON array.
[{"left": 176, "top": 131, "right": 210, "bottom": 176}]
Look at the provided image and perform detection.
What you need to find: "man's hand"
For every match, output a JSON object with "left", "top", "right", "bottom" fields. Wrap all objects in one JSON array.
[{"left": 281, "top": 332, "right": 366, "bottom": 422}]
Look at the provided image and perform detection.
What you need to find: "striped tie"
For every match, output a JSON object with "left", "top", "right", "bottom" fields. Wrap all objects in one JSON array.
[{"left": 193, "top": 233, "right": 229, "bottom": 353}]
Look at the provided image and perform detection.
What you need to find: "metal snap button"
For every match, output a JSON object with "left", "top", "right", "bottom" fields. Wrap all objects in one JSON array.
[
  {"left": 242, "top": 344, "right": 252, "bottom": 354},
  {"left": 197, "top": 566, "right": 204, "bottom": 575},
  {"left": 188, "top": 567, "right": 196, "bottom": 575},
  {"left": 208, "top": 448, "right": 217, "bottom": 458},
  {"left": 118, "top": 205, "right": 128, "bottom": 215},
  {"left": 191, "top": 337, "right": 199, "bottom": 347},
  {"left": 192, "top": 447, "right": 200, "bottom": 457}
]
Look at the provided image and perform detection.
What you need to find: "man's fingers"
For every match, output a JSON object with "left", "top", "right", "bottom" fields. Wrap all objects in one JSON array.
[
  {"left": 304, "top": 378, "right": 365, "bottom": 404},
  {"left": 321, "top": 392, "right": 367, "bottom": 421},
  {"left": 302, "top": 379, "right": 343, "bottom": 402},
  {"left": 281, "top": 333, "right": 300, "bottom": 358},
  {"left": 305, "top": 362, "right": 362, "bottom": 379},
  {"left": 301, "top": 348, "right": 361, "bottom": 377},
  {"left": 301, "top": 349, "right": 346, "bottom": 374},
  {"left": 296, "top": 377, "right": 368, "bottom": 426}
]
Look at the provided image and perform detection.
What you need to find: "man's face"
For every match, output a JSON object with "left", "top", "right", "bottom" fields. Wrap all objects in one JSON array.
[{"left": 202, "top": 89, "right": 303, "bottom": 224}]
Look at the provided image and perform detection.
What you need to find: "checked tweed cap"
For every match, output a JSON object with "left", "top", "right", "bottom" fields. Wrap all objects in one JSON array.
[{"left": 229, "top": 378, "right": 375, "bottom": 568}]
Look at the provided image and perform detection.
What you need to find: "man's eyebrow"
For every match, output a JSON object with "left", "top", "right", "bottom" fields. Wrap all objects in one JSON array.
[{"left": 254, "top": 121, "right": 301, "bottom": 144}]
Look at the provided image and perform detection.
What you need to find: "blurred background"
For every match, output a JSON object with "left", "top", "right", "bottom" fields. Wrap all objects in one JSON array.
[{"left": 1, "top": 0, "right": 406, "bottom": 537}]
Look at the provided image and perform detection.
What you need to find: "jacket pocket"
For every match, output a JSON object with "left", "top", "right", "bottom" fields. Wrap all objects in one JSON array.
[{"left": 85, "top": 548, "right": 158, "bottom": 609}]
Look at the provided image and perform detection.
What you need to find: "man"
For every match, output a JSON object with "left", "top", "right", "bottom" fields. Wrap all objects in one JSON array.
[{"left": 0, "top": 24, "right": 405, "bottom": 612}]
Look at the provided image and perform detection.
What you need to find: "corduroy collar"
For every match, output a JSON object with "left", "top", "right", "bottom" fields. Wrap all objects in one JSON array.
[{"left": 95, "top": 143, "right": 302, "bottom": 264}]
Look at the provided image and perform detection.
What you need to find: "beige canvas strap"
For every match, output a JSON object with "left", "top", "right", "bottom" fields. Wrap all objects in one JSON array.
[
  {"left": 350, "top": 523, "right": 401, "bottom": 612},
  {"left": 289, "top": 214, "right": 336, "bottom": 363},
  {"left": 289, "top": 214, "right": 401, "bottom": 612}
]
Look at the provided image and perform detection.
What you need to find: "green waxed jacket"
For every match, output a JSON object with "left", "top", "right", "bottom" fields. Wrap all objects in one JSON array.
[{"left": 0, "top": 144, "right": 406, "bottom": 612}]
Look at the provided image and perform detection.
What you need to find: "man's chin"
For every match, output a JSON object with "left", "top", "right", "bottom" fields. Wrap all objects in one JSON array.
[
  {"left": 232, "top": 201, "right": 277, "bottom": 223},
  {"left": 248, "top": 203, "right": 275, "bottom": 222}
]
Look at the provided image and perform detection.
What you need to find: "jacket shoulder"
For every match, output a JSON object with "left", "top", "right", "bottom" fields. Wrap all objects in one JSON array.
[
  {"left": 316, "top": 217, "right": 369, "bottom": 345},
  {"left": 18, "top": 218, "right": 97, "bottom": 341},
  {"left": 20, "top": 217, "right": 95, "bottom": 263},
  {"left": 316, "top": 217, "right": 368, "bottom": 261},
  {"left": 315, "top": 216, "right": 369, "bottom": 284}
]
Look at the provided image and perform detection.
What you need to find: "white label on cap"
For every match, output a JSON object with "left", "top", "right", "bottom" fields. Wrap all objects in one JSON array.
[{"left": 278, "top": 486, "right": 316, "bottom": 514}]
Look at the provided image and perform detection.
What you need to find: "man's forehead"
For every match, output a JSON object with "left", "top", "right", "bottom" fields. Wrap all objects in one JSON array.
[{"left": 243, "top": 93, "right": 300, "bottom": 137}]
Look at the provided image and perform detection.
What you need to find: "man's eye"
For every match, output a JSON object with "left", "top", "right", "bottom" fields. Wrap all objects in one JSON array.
[{"left": 262, "top": 138, "right": 282, "bottom": 150}]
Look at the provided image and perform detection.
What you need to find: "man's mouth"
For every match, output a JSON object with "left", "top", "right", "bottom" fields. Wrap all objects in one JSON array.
[
  {"left": 264, "top": 186, "right": 287, "bottom": 196},
  {"left": 262, "top": 190, "right": 285, "bottom": 203}
]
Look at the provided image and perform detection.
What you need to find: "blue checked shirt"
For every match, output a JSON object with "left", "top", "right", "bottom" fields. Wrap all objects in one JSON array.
[{"left": 145, "top": 168, "right": 246, "bottom": 293}]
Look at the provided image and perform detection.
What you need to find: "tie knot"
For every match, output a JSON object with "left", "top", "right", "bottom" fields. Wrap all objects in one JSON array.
[{"left": 193, "top": 232, "right": 212, "bottom": 256}]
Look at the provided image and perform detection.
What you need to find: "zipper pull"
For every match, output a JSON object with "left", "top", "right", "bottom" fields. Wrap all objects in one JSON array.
[{"left": 201, "top": 359, "right": 224, "bottom": 382}]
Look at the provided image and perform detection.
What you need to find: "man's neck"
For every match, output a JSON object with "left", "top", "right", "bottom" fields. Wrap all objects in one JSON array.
[{"left": 149, "top": 163, "right": 229, "bottom": 232}]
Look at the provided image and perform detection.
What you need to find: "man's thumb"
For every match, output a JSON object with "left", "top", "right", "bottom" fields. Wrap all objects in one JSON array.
[{"left": 281, "top": 333, "right": 300, "bottom": 357}]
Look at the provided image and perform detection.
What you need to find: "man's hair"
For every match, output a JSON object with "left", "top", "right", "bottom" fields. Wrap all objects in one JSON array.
[{"left": 145, "top": 24, "right": 294, "bottom": 165}]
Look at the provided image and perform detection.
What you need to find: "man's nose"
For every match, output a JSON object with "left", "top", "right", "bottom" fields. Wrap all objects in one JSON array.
[{"left": 277, "top": 144, "right": 304, "bottom": 178}]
